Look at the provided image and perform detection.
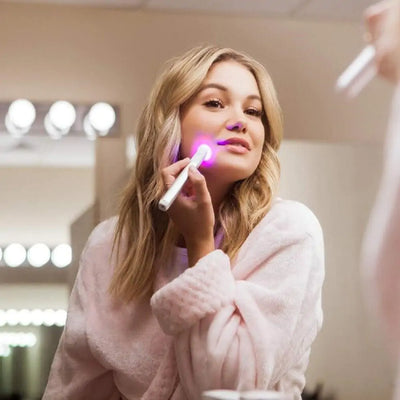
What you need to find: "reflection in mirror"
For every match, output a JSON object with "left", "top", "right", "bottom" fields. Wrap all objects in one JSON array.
[
  {"left": 0, "top": 325, "right": 62, "bottom": 400},
  {"left": 0, "top": 125, "right": 95, "bottom": 398}
]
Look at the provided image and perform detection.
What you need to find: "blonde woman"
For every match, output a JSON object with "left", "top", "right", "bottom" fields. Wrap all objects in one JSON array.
[{"left": 43, "top": 45, "right": 324, "bottom": 400}]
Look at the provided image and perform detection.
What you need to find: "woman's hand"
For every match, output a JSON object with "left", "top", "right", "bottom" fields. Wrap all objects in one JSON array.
[
  {"left": 161, "top": 158, "right": 215, "bottom": 266},
  {"left": 365, "top": 0, "right": 400, "bottom": 83}
]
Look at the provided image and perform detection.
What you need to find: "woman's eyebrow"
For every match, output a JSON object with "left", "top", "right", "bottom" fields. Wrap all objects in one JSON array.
[{"left": 198, "top": 83, "right": 261, "bottom": 101}]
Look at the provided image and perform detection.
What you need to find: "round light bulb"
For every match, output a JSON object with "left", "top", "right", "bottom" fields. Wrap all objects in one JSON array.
[
  {"left": 87, "top": 102, "right": 116, "bottom": 135},
  {"left": 31, "top": 309, "right": 44, "bottom": 326},
  {"left": 24, "top": 333, "right": 37, "bottom": 347},
  {"left": 51, "top": 244, "right": 72, "bottom": 268},
  {"left": 27, "top": 243, "right": 51, "bottom": 268},
  {"left": 7, "top": 99, "right": 36, "bottom": 130},
  {"left": 16, "top": 333, "right": 26, "bottom": 347},
  {"left": 54, "top": 309, "right": 67, "bottom": 327},
  {"left": 0, "top": 344, "right": 11, "bottom": 357},
  {"left": 4, "top": 243, "right": 26, "bottom": 267},
  {"left": 18, "top": 309, "right": 32, "bottom": 326},
  {"left": 42, "top": 309, "right": 55, "bottom": 327},
  {"left": 45, "top": 101, "right": 76, "bottom": 139},
  {"left": 5, "top": 309, "right": 19, "bottom": 326},
  {"left": 49, "top": 101, "right": 76, "bottom": 130}
]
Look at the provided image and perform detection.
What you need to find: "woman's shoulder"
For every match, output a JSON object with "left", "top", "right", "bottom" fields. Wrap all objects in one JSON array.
[
  {"left": 238, "top": 197, "right": 323, "bottom": 260},
  {"left": 234, "top": 197, "right": 324, "bottom": 277},
  {"left": 85, "top": 216, "right": 119, "bottom": 250},
  {"left": 249, "top": 197, "right": 323, "bottom": 242},
  {"left": 269, "top": 197, "right": 321, "bottom": 231},
  {"left": 77, "top": 217, "right": 119, "bottom": 286}
]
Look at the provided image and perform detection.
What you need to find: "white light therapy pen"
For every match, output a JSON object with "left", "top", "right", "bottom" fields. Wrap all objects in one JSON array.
[
  {"left": 158, "top": 144, "right": 212, "bottom": 212},
  {"left": 336, "top": 45, "right": 377, "bottom": 98}
]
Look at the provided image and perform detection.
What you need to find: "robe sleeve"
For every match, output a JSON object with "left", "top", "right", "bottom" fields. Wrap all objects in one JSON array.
[
  {"left": 43, "top": 229, "right": 120, "bottom": 400},
  {"left": 151, "top": 200, "right": 324, "bottom": 400}
]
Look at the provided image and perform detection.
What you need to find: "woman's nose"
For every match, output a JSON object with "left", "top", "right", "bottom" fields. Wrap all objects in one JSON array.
[{"left": 226, "top": 120, "right": 247, "bottom": 133}]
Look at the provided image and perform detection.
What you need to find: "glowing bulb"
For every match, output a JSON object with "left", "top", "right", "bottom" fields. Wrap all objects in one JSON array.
[
  {"left": 89, "top": 102, "right": 116, "bottom": 132},
  {"left": 18, "top": 309, "right": 32, "bottom": 326},
  {"left": 42, "top": 309, "right": 55, "bottom": 326},
  {"left": 4, "top": 243, "right": 26, "bottom": 267},
  {"left": 5, "top": 309, "right": 19, "bottom": 326},
  {"left": 0, "top": 332, "right": 37, "bottom": 347},
  {"left": 27, "top": 243, "right": 51, "bottom": 267},
  {"left": 31, "top": 309, "right": 44, "bottom": 326},
  {"left": 51, "top": 244, "right": 72, "bottom": 268},
  {"left": 45, "top": 101, "right": 76, "bottom": 139},
  {"left": 15, "top": 333, "right": 25, "bottom": 347},
  {"left": 54, "top": 309, "right": 67, "bottom": 327},
  {"left": 5, "top": 99, "right": 36, "bottom": 137},
  {"left": 84, "top": 102, "right": 116, "bottom": 138},
  {"left": 24, "top": 333, "right": 37, "bottom": 347},
  {"left": 0, "top": 344, "right": 11, "bottom": 357}
]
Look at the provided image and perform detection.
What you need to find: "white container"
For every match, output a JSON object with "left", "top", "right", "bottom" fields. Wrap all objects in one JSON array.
[
  {"left": 202, "top": 390, "right": 240, "bottom": 400},
  {"left": 240, "top": 390, "right": 289, "bottom": 400}
]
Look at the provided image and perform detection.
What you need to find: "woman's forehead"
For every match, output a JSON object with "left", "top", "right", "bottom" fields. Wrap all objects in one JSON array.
[{"left": 203, "top": 61, "right": 261, "bottom": 97}]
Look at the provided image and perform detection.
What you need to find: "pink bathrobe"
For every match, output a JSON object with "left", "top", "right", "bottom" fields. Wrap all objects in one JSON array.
[
  {"left": 362, "top": 86, "right": 400, "bottom": 399},
  {"left": 43, "top": 197, "right": 324, "bottom": 400}
]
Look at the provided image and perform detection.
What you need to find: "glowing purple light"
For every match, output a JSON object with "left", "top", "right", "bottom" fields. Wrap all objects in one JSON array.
[
  {"left": 192, "top": 134, "right": 217, "bottom": 167},
  {"left": 197, "top": 144, "right": 212, "bottom": 161}
]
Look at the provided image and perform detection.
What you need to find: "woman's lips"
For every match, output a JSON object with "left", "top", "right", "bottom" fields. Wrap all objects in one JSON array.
[
  {"left": 218, "top": 143, "right": 249, "bottom": 154},
  {"left": 217, "top": 138, "right": 250, "bottom": 154}
]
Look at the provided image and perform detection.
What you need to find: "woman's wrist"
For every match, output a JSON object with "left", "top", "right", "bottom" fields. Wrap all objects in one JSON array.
[{"left": 186, "top": 236, "right": 215, "bottom": 267}]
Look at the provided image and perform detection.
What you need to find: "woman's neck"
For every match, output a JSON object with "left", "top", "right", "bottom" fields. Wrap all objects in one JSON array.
[{"left": 204, "top": 176, "right": 233, "bottom": 213}]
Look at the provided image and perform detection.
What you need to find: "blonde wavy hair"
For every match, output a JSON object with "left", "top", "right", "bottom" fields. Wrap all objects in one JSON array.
[{"left": 110, "top": 44, "right": 283, "bottom": 302}]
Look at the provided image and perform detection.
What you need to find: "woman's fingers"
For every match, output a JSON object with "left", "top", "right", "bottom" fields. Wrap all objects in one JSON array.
[
  {"left": 364, "top": 0, "right": 400, "bottom": 83},
  {"left": 167, "top": 166, "right": 215, "bottom": 243},
  {"left": 187, "top": 166, "right": 211, "bottom": 204},
  {"left": 161, "top": 158, "right": 190, "bottom": 189},
  {"left": 364, "top": 1, "right": 391, "bottom": 45}
]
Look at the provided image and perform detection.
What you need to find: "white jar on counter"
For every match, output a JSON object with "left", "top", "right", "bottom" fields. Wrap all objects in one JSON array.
[
  {"left": 240, "top": 390, "right": 289, "bottom": 400},
  {"left": 202, "top": 390, "right": 240, "bottom": 400}
]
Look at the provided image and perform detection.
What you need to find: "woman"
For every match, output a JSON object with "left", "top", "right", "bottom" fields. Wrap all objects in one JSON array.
[{"left": 43, "top": 45, "right": 324, "bottom": 400}]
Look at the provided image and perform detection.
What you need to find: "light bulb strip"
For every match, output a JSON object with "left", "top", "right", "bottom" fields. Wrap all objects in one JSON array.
[
  {"left": 0, "top": 309, "right": 67, "bottom": 327},
  {"left": 0, "top": 243, "right": 72, "bottom": 268},
  {"left": 0, "top": 332, "right": 37, "bottom": 348},
  {"left": 1, "top": 100, "right": 119, "bottom": 139}
]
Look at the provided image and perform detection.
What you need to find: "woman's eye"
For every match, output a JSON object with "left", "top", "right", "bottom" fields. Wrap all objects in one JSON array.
[
  {"left": 204, "top": 99, "right": 223, "bottom": 108},
  {"left": 246, "top": 108, "right": 263, "bottom": 117}
]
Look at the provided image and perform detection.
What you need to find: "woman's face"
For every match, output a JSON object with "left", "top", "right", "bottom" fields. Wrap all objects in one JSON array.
[{"left": 180, "top": 60, "right": 265, "bottom": 184}]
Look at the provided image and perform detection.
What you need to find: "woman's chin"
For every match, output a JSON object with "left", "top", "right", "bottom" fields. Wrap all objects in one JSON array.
[{"left": 200, "top": 162, "right": 256, "bottom": 184}]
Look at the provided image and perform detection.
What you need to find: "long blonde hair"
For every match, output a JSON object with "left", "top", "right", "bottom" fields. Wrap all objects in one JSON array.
[{"left": 110, "top": 45, "right": 283, "bottom": 302}]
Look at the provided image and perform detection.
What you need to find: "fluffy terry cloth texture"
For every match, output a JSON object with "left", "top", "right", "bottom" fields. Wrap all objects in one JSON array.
[
  {"left": 43, "top": 198, "right": 325, "bottom": 400},
  {"left": 361, "top": 86, "right": 400, "bottom": 400}
]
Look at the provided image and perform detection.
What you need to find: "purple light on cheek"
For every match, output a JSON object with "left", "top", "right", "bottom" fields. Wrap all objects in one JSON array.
[{"left": 192, "top": 135, "right": 217, "bottom": 167}]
